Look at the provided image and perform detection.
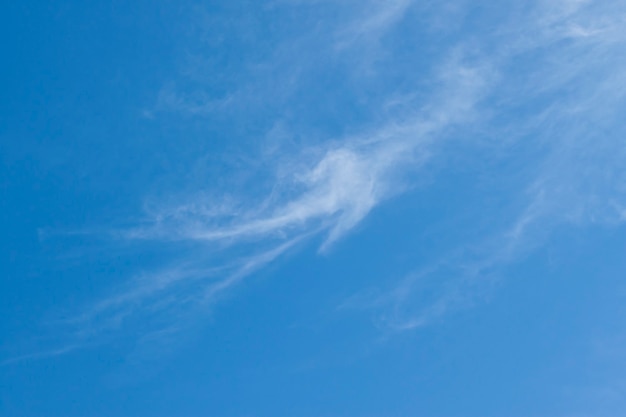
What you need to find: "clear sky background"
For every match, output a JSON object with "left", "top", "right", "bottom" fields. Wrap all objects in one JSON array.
[{"left": 2, "top": 1, "right": 626, "bottom": 416}]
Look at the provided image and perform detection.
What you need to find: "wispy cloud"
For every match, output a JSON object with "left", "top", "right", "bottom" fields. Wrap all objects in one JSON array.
[
  {"left": 1, "top": 344, "right": 85, "bottom": 367},
  {"left": 341, "top": 0, "right": 626, "bottom": 331},
  {"left": 23, "top": 45, "right": 490, "bottom": 358},
  {"left": 10, "top": 0, "right": 626, "bottom": 363},
  {"left": 335, "top": 0, "right": 414, "bottom": 48}
]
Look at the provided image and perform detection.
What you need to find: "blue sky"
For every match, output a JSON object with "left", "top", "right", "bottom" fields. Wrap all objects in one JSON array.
[{"left": 2, "top": 1, "right": 626, "bottom": 416}]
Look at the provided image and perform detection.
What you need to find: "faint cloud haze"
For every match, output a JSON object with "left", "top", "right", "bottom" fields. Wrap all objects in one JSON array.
[{"left": 9, "top": 0, "right": 626, "bottom": 361}]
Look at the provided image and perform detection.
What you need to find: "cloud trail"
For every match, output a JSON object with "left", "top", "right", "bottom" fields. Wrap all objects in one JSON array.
[
  {"left": 42, "top": 43, "right": 491, "bottom": 352},
  {"left": 10, "top": 0, "right": 626, "bottom": 362},
  {"left": 349, "top": 0, "right": 626, "bottom": 330}
]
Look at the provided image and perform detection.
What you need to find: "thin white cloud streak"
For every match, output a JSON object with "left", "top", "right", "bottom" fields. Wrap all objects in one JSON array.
[
  {"left": 152, "top": 84, "right": 234, "bottom": 117},
  {"left": 504, "top": 2, "right": 626, "bottom": 234},
  {"left": 335, "top": 0, "right": 413, "bottom": 48},
  {"left": 1, "top": 344, "right": 85, "bottom": 367},
  {"left": 24, "top": 0, "right": 626, "bottom": 354},
  {"left": 343, "top": 0, "right": 626, "bottom": 331},
  {"left": 154, "top": 0, "right": 418, "bottom": 118},
  {"left": 340, "top": 245, "right": 506, "bottom": 332},
  {"left": 0, "top": 0, "right": 440, "bottom": 359},
  {"left": 202, "top": 234, "right": 307, "bottom": 301},
  {"left": 68, "top": 235, "right": 305, "bottom": 330},
  {"left": 129, "top": 55, "right": 489, "bottom": 250},
  {"left": 6, "top": 234, "right": 309, "bottom": 364},
  {"left": 91, "top": 0, "right": 613, "bottom": 331},
  {"left": 52, "top": 44, "right": 490, "bottom": 348}
]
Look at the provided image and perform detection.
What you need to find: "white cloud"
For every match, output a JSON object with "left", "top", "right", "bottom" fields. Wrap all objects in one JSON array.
[
  {"left": 335, "top": 0, "right": 414, "bottom": 47},
  {"left": 20, "top": 0, "right": 626, "bottom": 356},
  {"left": 46, "top": 43, "right": 491, "bottom": 349},
  {"left": 341, "top": 0, "right": 626, "bottom": 331}
]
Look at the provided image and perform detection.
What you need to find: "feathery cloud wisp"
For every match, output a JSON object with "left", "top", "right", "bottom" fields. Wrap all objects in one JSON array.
[
  {"left": 340, "top": 0, "right": 626, "bottom": 331},
  {"left": 18, "top": 0, "right": 626, "bottom": 358}
]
